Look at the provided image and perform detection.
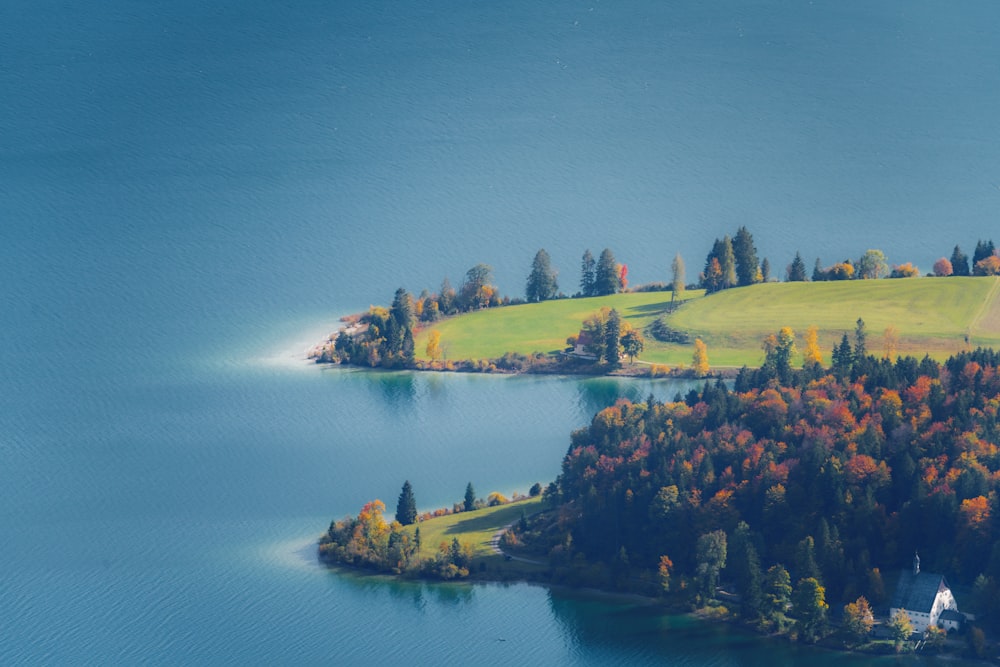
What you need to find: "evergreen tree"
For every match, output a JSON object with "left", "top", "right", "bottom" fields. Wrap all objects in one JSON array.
[
  {"left": 832, "top": 333, "right": 853, "bottom": 377},
  {"left": 463, "top": 482, "right": 476, "bottom": 512},
  {"left": 526, "top": 248, "right": 559, "bottom": 302},
  {"left": 760, "top": 257, "right": 771, "bottom": 282},
  {"left": 812, "top": 258, "right": 825, "bottom": 282},
  {"left": 733, "top": 226, "right": 760, "bottom": 287},
  {"left": 594, "top": 248, "right": 621, "bottom": 296},
  {"left": 792, "top": 577, "right": 828, "bottom": 643},
  {"left": 951, "top": 245, "right": 970, "bottom": 276},
  {"left": 395, "top": 480, "right": 417, "bottom": 525},
  {"left": 580, "top": 250, "right": 596, "bottom": 297},
  {"left": 854, "top": 318, "right": 867, "bottom": 361},
  {"left": 787, "top": 252, "right": 807, "bottom": 282},
  {"left": 973, "top": 239, "right": 996, "bottom": 266},
  {"left": 604, "top": 308, "right": 622, "bottom": 369},
  {"left": 765, "top": 564, "right": 792, "bottom": 623}
]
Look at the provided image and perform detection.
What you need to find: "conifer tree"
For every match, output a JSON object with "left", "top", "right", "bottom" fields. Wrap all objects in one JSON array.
[
  {"left": 787, "top": 252, "right": 807, "bottom": 282},
  {"left": 463, "top": 482, "right": 476, "bottom": 512},
  {"left": 951, "top": 245, "right": 970, "bottom": 276},
  {"left": 594, "top": 248, "right": 621, "bottom": 296},
  {"left": 604, "top": 308, "right": 622, "bottom": 369},
  {"left": 526, "top": 249, "right": 559, "bottom": 302},
  {"left": 733, "top": 226, "right": 760, "bottom": 287},
  {"left": 580, "top": 250, "right": 596, "bottom": 297},
  {"left": 395, "top": 480, "right": 417, "bottom": 525}
]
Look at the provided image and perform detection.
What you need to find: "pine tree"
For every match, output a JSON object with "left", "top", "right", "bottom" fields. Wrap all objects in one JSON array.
[
  {"left": 787, "top": 252, "right": 807, "bottom": 282},
  {"left": 973, "top": 239, "right": 996, "bottom": 266},
  {"left": 951, "top": 245, "right": 970, "bottom": 276},
  {"left": 604, "top": 308, "right": 622, "bottom": 369},
  {"left": 854, "top": 318, "right": 867, "bottom": 360},
  {"left": 526, "top": 248, "right": 558, "bottom": 302},
  {"left": 720, "top": 235, "right": 737, "bottom": 289},
  {"left": 594, "top": 248, "right": 620, "bottom": 296},
  {"left": 733, "top": 226, "right": 760, "bottom": 287},
  {"left": 395, "top": 480, "right": 417, "bottom": 525},
  {"left": 760, "top": 257, "right": 771, "bottom": 282},
  {"left": 463, "top": 482, "right": 476, "bottom": 512},
  {"left": 812, "top": 258, "right": 825, "bottom": 281},
  {"left": 580, "top": 250, "right": 596, "bottom": 297}
]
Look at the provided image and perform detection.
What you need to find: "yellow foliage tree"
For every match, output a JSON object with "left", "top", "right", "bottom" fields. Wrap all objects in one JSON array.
[
  {"left": 425, "top": 330, "right": 442, "bottom": 361},
  {"left": 803, "top": 325, "right": 823, "bottom": 368},
  {"left": 882, "top": 325, "right": 899, "bottom": 360},
  {"left": 692, "top": 338, "right": 709, "bottom": 377}
]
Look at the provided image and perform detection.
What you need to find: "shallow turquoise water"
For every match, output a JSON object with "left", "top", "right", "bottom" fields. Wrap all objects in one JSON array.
[{"left": 3, "top": 0, "right": 997, "bottom": 663}]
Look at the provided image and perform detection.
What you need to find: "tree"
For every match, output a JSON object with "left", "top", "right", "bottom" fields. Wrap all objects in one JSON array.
[
  {"left": 580, "top": 250, "right": 596, "bottom": 297},
  {"left": 594, "top": 248, "right": 621, "bottom": 295},
  {"left": 887, "top": 609, "right": 913, "bottom": 650},
  {"left": 703, "top": 237, "right": 736, "bottom": 293},
  {"left": 658, "top": 554, "right": 674, "bottom": 593},
  {"left": 763, "top": 327, "right": 796, "bottom": 382},
  {"left": 425, "top": 330, "right": 442, "bottom": 361},
  {"left": 933, "top": 257, "right": 953, "bottom": 277},
  {"left": 395, "top": 480, "right": 417, "bottom": 525},
  {"left": 951, "top": 245, "right": 970, "bottom": 276},
  {"left": 792, "top": 577, "right": 828, "bottom": 643},
  {"left": 729, "top": 522, "right": 764, "bottom": 619},
  {"left": 854, "top": 318, "right": 867, "bottom": 360},
  {"left": 580, "top": 307, "right": 611, "bottom": 360},
  {"left": 529, "top": 482, "right": 542, "bottom": 497},
  {"left": 671, "top": 253, "right": 686, "bottom": 303},
  {"left": 974, "top": 255, "right": 1000, "bottom": 276},
  {"left": 458, "top": 264, "right": 495, "bottom": 311},
  {"left": 883, "top": 325, "right": 899, "bottom": 360},
  {"left": 812, "top": 258, "right": 825, "bottom": 282},
  {"left": 720, "top": 235, "right": 737, "bottom": 289},
  {"left": 463, "top": 482, "right": 476, "bottom": 512},
  {"left": 439, "top": 277, "right": 457, "bottom": 315},
  {"left": 621, "top": 328, "right": 645, "bottom": 364},
  {"left": 692, "top": 338, "right": 709, "bottom": 377},
  {"left": 843, "top": 596, "right": 874, "bottom": 643},
  {"left": 733, "top": 226, "right": 761, "bottom": 287},
  {"left": 856, "top": 249, "right": 889, "bottom": 280},
  {"left": 526, "top": 249, "right": 558, "bottom": 302},
  {"left": 760, "top": 258, "right": 771, "bottom": 283},
  {"left": 803, "top": 324, "right": 823, "bottom": 369},
  {"left": 695, "top": 529, "right": 727, "bottom": 599},
  {"left": 832, "top": 333, "right": 853, "bottom": 377},
  {"left": 973, "top": 239, "right": 995, "bottom": 266},
  {"left": 604, "top": 308, "right": 622, "bottom": 369},
  {"left": 889, "top": 262, "right": 919, "bottom": 278},
  {"left": 765, "top": 565, "right": 792, "bottom": 624},
  {"left": 787, "top": 252, "right": 807, "bottom": 282}
]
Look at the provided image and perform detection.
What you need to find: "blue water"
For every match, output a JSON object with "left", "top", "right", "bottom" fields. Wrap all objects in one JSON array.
[{"left": 3, "top": 0, "right": 998, "bottom": 663}]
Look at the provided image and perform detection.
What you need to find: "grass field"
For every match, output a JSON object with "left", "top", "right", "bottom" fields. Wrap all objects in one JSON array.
[
  {"left": 405, "top": 496, "right": 548, "bottom": 576},
  {"left": 413, "top": 277, "right": 1000, "bottom": 369}
]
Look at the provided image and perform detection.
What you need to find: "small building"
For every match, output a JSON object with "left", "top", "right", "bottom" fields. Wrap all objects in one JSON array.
[{"left": 889, "top": 553, "right": 960, "bottom": 634}]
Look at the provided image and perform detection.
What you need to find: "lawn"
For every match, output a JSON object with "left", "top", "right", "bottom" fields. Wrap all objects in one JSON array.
[
  {"left": 405, "top": 496, "right": 548, "bottom": 576},
  {"left": 412, "top": 278, "right": 1000, "bottom": 370}
]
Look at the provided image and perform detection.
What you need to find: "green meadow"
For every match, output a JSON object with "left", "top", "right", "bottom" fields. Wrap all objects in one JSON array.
[
  {"left": 406, "top": 496, "right": 547, "bottom": 576},
  {"left": 414, "top": 277, "right": 1000, "bottom": 369}
]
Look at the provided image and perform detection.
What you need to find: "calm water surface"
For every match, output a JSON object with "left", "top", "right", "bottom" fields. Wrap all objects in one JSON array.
[{"left": 3, "top": 0, "right": 998, "bottom": 663}]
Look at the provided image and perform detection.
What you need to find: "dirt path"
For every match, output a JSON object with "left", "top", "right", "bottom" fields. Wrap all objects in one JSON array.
[{"left": 490, "top": 523, "right": 545, "bottom": 565}]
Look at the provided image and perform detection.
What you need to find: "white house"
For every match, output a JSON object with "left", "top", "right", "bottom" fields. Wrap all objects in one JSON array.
[{"left": 888, "top": 553, "right": 960, "bottom": 634}]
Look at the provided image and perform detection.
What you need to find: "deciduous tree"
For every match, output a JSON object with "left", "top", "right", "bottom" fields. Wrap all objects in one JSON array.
[
  {"left": 933, "top": 257, "right": 953, "bottom": 277},
  {"left": 671, "top": 253, "right": 686, "bottom": 303},
  {"left": 792, "top": 577, "right": 828, "bottom": 643},
  {"left": 621, "top": 327, "right": 645, "bottom": 364},
  {"left": 692, "top": 338, "right": 709, "bottom": 377},
  {"left": 843, "top": 596, "right": 874, "bottom": 643},
  {"left": 803, "top": 324, "right": 823, "bottom": 369},
  {"left": 696, "top": 529, "right": 727, "bottom": 599},
  {"left": 856, "top": 249, "right": 889, "bottom": 279},
  {"left": 425, "top": 330, "right": 442, "bottom": 361},
  {"left": 887, "top": 609, "right": 913, "bottom": 649}
]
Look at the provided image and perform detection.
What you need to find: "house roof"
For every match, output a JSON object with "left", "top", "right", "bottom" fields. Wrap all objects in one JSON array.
[
  {"left": 939, "top": 609, "right": 963, "bottom": 623},
  {"left": 890, "top": 570, "right": 949, "bottom": 613}
]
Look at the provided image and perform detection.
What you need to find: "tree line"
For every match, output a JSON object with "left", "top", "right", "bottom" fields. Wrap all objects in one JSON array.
[{"left": 533, "top": 346, "right": 1000, "bottom": 639}]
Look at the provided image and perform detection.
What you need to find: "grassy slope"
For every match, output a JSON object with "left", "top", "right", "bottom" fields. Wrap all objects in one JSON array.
[
  {"left": 414, "top": 278, "right": 1000, "bottom": 369},
  {"left": 413, "top": 291, "right": 701, "bottom": 362},
  {"left": 406, "top": 496, "right": 547, "bottom": 576}
]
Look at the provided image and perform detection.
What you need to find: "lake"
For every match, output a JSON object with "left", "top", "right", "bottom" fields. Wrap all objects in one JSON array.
[{"left": 3, "top": 0, "right": 998, "bottom": 663}]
